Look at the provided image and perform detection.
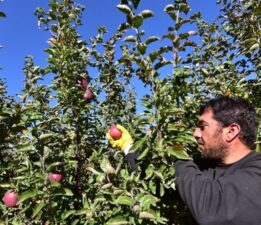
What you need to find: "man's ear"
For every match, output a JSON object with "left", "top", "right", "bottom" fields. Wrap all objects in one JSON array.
[{"left": 225, "top": 123, "right": 241, "bottom": 142}]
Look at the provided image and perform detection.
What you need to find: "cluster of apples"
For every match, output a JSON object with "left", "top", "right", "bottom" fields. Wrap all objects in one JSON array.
[
  {"left": 2, "top": 172, "right": 62, "bottom": 208},
  {"left": 77, "top": 78, "right": 93, "bottom": 101}
]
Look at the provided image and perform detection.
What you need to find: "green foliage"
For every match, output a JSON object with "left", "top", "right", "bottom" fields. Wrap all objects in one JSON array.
[{"left": 0, "top": 0, "right": 260, "bottom": 224}]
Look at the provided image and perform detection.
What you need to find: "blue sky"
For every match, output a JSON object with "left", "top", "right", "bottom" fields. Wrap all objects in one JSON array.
[{"left": 0, "top": 1, "right": 220, "bottom": 98}]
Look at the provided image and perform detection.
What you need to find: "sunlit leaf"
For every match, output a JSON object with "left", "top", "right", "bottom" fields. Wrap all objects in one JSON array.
[
  {"left": 105, "top": 215, "right": 129, "bottom": 225},
  {"left": 123, "top": 35, "right": 137, "bottom": 42},
  {"left": 32, "top": 201, "right": 45, "bottom": 218},
  {"left": 18, "top": 190, "right": 42, "bottom": 204},
  {"left": 117, "top": 4, "right": 132, "bottom": 15},
  {"left": 140, "top": 10, "right": 154, "bottom": 19},
  {"left": 139, "top": 210, "right": 156, "bottom": 219},
  {"left": 145, "top": 36, "right": 160, "bottom": 45},
  {"left": 129, "top": 137, "right": 146, "bottom": 153},
  {"left": 167, "top": 147, "right": 191, "bottom": 160},
  {"left": 115, "top": 195, "right": 133, "bottom": 206},
  {"left": 139, "top": 194, "right": 159, "bottom": 209},
  {"left": 164, "top": 4, "right": 174, "bottom": 12}
]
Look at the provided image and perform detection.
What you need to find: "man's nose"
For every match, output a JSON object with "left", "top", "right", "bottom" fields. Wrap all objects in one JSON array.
[{"left": 193, "top": 128, "right": 202, "bottom": 139}]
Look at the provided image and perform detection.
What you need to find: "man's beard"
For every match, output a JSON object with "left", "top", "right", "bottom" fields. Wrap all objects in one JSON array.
[
  {"left": 200, "top": 128, "right": 228, "bottom": 163},
  {"left": 201, "top": 143, "right": 228, "bottom": 163}
]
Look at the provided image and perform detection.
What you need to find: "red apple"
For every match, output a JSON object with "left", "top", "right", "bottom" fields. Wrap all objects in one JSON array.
[
  {"left": 77, "top": 78, "right": 88, "bottom": 89},
  {"left": 109, "top": 125, "right": 122, "bottom": 140},
  {"left": 83, "top": 89, "right": 92, "bottom": 101},
  {"left": 3, "top": 191, "right": 18, "bottom": 208},
  {"left": 49, "top": 173, "right": 62, "bottom": 183}
]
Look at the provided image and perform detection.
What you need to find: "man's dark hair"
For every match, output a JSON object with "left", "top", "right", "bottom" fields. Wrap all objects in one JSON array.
[{"left": 200, "top": 96, "right": 259, "bottom": 149}]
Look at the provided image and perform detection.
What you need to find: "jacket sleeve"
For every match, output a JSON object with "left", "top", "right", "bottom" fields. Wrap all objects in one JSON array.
[{"left": 174, "top": 159, "right": 261, "bottom": 225}]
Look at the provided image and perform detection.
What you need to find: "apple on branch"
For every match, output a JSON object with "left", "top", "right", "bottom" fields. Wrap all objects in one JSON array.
[
  {"left": 3, "top": 191, "right": 19, "bottom": 208},
  {"left": 83, "top": 89, "right": 93, "bottom": 101},
  {"left": 49, "top": 172, "right": 63, "bottom": 183}
]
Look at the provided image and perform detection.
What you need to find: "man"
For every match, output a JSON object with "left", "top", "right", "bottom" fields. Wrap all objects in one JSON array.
[
  {"left": 174, "top": 96, "right": 261, "bottom": 225},
  {"left": 107, "top": 96, "right": 261, "bottom": 225}
]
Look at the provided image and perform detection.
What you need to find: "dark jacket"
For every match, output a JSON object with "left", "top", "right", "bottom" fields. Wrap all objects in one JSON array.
[{"left": 174, "top": 152, "right": 261, "bottom": 225}]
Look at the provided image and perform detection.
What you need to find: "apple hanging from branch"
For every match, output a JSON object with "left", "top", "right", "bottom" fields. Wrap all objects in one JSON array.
[
  {"left": 49, "top": 172, "right": 63, "bottom": 183},
  {"left": 83, "top": 89, "right": 93, "bottom": 101},
  {"left": 77, "top": 78, "right": 88, "bottom": 89},
  {"left": 3, "top": 191, "right": 19, "bottom": 208}
]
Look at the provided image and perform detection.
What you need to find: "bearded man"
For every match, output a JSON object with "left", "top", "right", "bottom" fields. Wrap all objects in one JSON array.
[{"left": 175, "top": 96, "right": 261, "bottom": 225}]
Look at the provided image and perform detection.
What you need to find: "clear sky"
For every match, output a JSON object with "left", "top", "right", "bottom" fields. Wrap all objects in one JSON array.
[{"left": 0, "top": 0, "right": 220, "bottom": 98}]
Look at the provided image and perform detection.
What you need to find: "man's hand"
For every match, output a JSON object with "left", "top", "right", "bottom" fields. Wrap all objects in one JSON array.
[
  {"left": 107, "top": 124, "right": 139, "bottom": 170},
  {"left": 106, "top": 124, "right": 133, "bottom": 155}
]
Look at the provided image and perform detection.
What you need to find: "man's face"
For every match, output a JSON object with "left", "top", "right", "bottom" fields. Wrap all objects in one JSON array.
[{"left": 193, "top": 109, "right": 228, "bottom": 162}]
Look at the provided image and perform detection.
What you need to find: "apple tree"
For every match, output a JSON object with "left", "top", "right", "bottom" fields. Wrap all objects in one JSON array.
[{"left": 0, "top": 0, "right": 260, "bottom": 224}]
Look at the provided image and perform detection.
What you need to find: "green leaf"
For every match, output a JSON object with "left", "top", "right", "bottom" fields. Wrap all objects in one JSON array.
[
  {"left": 32, "top": 201, "right": 45, "bottom": 218},
  {"left": 0, "top": 183, "right": 12, "bottom": 188},
  {"left": 39, "top": 132, "right": 56, "bottom": 141},
  {"left": 115, "top": 195, "right": 133, "bottom": 206},
  {"left": 0, "top": 12, "right": 6, "bottom": 18},
  {"left": 167, "top": 147, "right": 191, "bottom": 160},
  {"left": 153, "top": 170, "right": 164, "bottom": 180},
  {"left": 164, "top": 4, "right": 175, "bottom": 13},
  {"left": 63, "top": 188, "right": 74, "bottom": 196},
  {"left": 201, "top": 68, "right": 209, "bottom": 75},
  {"left": 74, "top": 209, "right": 89, "bottom": 215},
  {"left": 18, "top": 190, "right": 42, "bottom": 204},
  {"left": 145, "top": 36, "right": 160, "bottom": 45},
  {"left": 44, "top": 48, "right": 56, "bottom": 55},
  {"left": 137, "top": 147, "right": 150, "bottom": 160},
  {"left": 156, "top": 139, "right": 163, "bottom": 152},
  {"left": 137, "top": 43, "right": 147, "bottom": 55},
  {"left": 167, "top": 12, "right": 177, "bottom": 21},
  {"left": 129, "top": 137, "right": 146, "bottom": 153},
  {"left": 72, "top": 219, "right": 80, "bottom": 225},
  {"left": 160, "top": 184, "right": 165, "bottom": 197},
  {"left": 117, "top": 4, "right": 132, "bottom": 15},
  {"left": 180, "top": 4, "right": 190, "bottom": 14},
  {"left": 16, "top": 143, "right": 35, "bottom": 152},
  {"left": 174, "top": 135, "right": 196, "bottom": 143},
  {"left": 133, "top": 15, "right": 143, "bottom": 28},
  {"left": 250, "top": 43, "right": 259, "bottom": 51},
  {"left": 29, "top": 112, "right": 43, "bottom": 121},
  {"left": 145, "top": 164, "right": 154, "bottom": 179},
  {"left": 154, "top": 60, "right": 172, "bottom": 70},
  {"left": 149, "top": 179, "right": 156, "bottom": 194},
  {"left": 123, "top": 35, "right": 137, "bottom": 42},
  {"left": 46, "top": 162, "right": 62, "bottom": 171},
  {"left": 140, "top": 10, "right": 154, "bottom": 19},
  {"left": 62, "top": 210, "right": 76, "bottom": 220},
  {"left": 105, "top": 215, "right": 129, "bottom": 225},
  {"left": 139, "top": 210, "right": 156, "bottom": 219},
  {"left": 118, "top": 22, "right": 131, "bottom": 31},
  {"left": 139, "top": 194, "right": 159, "bottom": 209}
]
